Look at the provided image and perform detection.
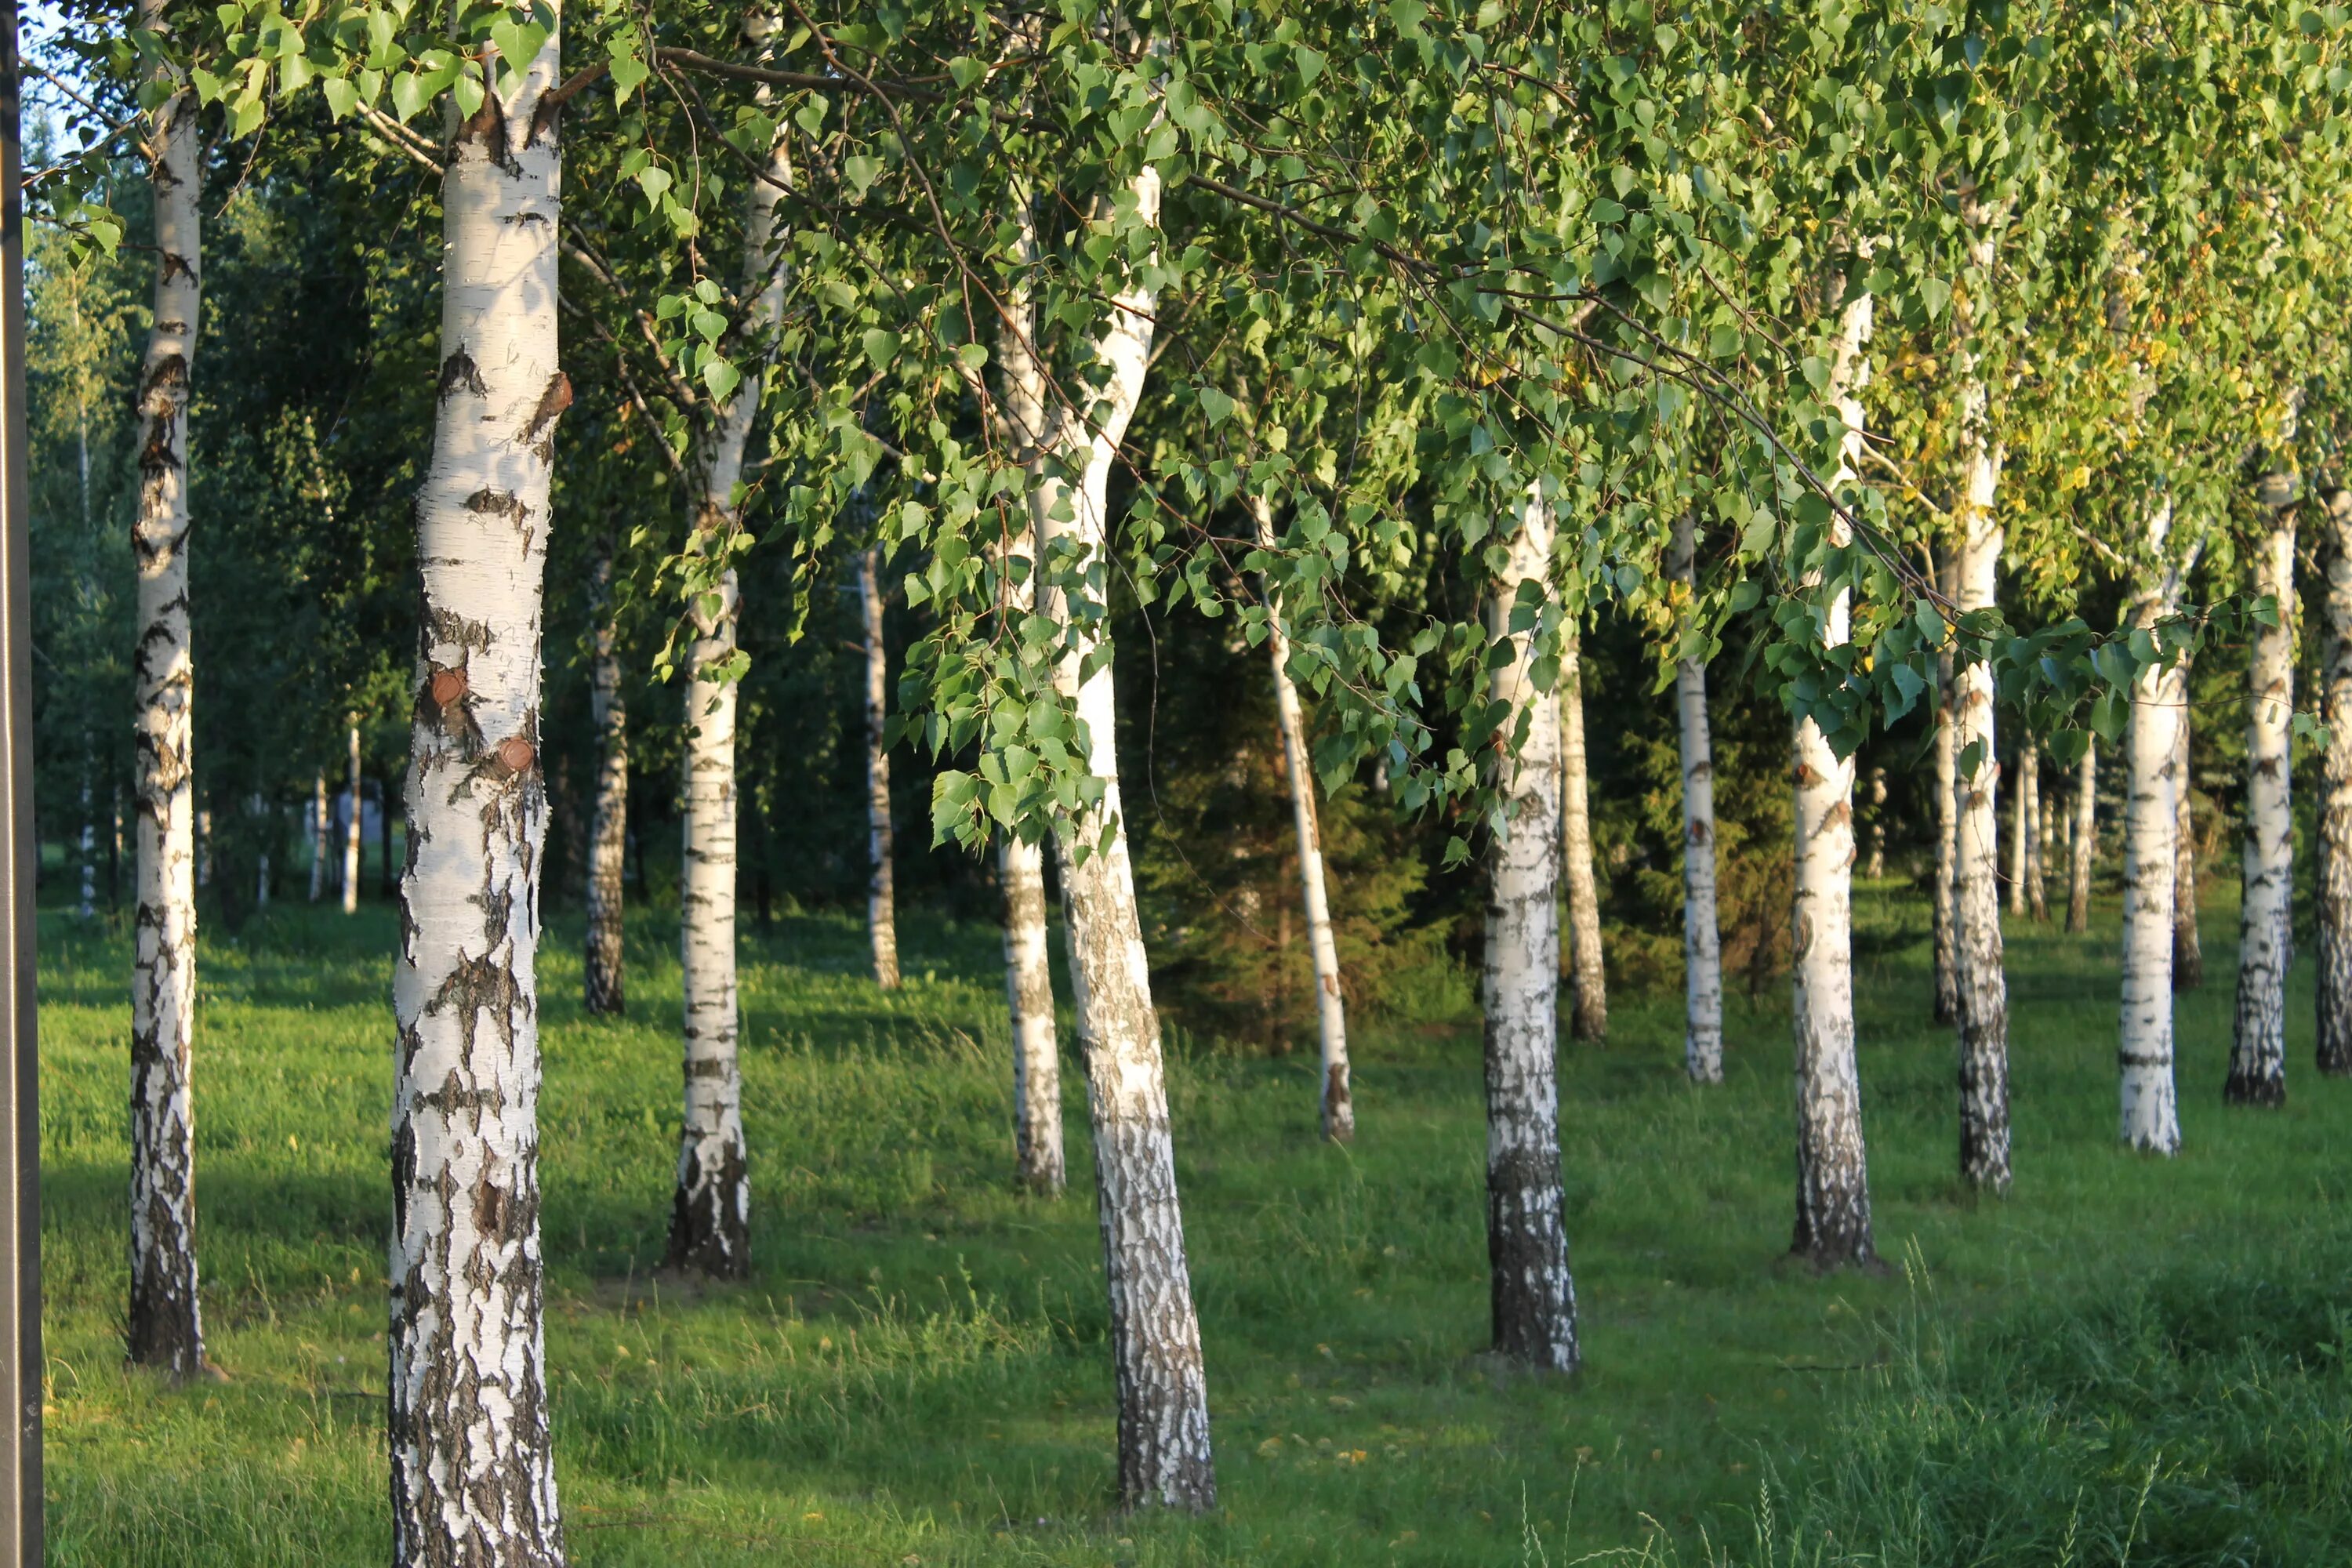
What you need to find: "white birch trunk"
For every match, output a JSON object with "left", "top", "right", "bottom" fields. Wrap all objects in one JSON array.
[
  {"left": 389, "top": 29, "right": 568, "bottom": 1562},
  {"left": 2118, "top": 503, "right": 2185, "bottom": 1154},
  {"left": 309, "top": 768, "right": 328, "bottom": 902},
  {"left": 2032, "top": 771, "right": 2052, "bottom": 922},
  {"left": 1000, "top": 837, "right": 1063, "bottom": 1193},
  {"left": 78, "top": 758, "right": 94, "bottom": 920},
  {"left": 1948, "top": 272, "right": 2011, "bottom": 1192},
  {"left": 1671, "top": 511, "right": 1723, "bottom": 1083},
  {"left": 2320, "top": 488, "right": 2352, "bottom": 1075},
  {"left": 670, "top": 119, "right": 791, "bottom": 1279},
  {"left": 583, "top": 537, "right": 626, "bottom": 1017},
  {"left": 1029, "top": 149, "right": 1215, "bottom": 1509},
  {"left": 2171, "top": 695, "right": 2203, "bottom": 990},
  {"left": 1933, "top": 618, "right": 1960, "bottom": 1023},
  {"left": 1482, "top": 487, "right": 1578, "bottom": 1366},
  {"left": 859, "top": 544, "right": 901, "bottom": 990},
  {"left": 1864, "top": 767, "right": 1887, "bottom": 880},
  {"left": 2007, "top": 742, "right": 2028, "bottom": 916},
  {"left": 2023, "top": 739, "right": 2046, "bottom": 922},
  {"left": 1558, "top": 632, "right": 1606, "bottom": 1042},
  {"left": 1791, "top": 272, "right": 1877, "bottom": 1264},
  {"left": 1249, "top": 494, "right": 1352, "bottom": 1139},
  {"left": 342, "top": 722, "right": 362, "bottom": 913},
  {"left": 2067, "top": 742, "right": 2096, "bottom": 933},
  {"left": 2229, "top": 490, "right": 2296, "bottom": 1105},
  {"left": 127, "top": 17, "right": 205, "bottom": 1372}
]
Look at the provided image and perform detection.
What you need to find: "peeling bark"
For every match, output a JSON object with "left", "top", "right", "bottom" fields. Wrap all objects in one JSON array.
[
  {"left": 583, "top": 537, "right": 626, "bottom": 1018},
  {"left": 2229, "top": 492, "right": 2295, "bottom": 1105},
  {"left": 1791, "top": 272, "right": 1877, "bottom": 1265},
  {"left": 389, "top": 24, "right": 568, "bottom": 1563},
  {"left": 1671, "top": 512, "right": 1722, "bottom": 1084},
  {"left": 127, "top": 12, "right": 205, "bottom": 1374},
  {"left": 1558, "top": 631, "right": 1606, "bottom": 1043},
  {"left": 2321, "top": 488, "right": 2352, "bottom": 1076},
  {"left": 1249, "top": 494, "right": 1352, "bottom": 1139},
  {"left": 1483, "top": 488, "right": 1579, "bottom": 1367},
  {"left": 669, "top": 109, "right": 791, "bottom": 1280},
  {"left": 2119, "top": 504, "right": 2185, "bottom": 1156},
  {"left": 859, "top": 544, "right": 901, "bottom": 990}
]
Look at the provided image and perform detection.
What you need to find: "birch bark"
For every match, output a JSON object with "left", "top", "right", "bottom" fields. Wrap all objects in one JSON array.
[
  {"left": 127, "top": 7, "right": 205, "bottom": 1372},
  {"left": 1558, "top": 632, "right": 1607, "bottom": 1042},
  {"left": 858, "top": 544, "right": 901, "bottom": 990},
  {"left": 1670, "top": 511, "right": 1722, "bottom": 1083},
  {"left": 1791, "top": 272, "right": 1878, "bottom": 1265},
  {"left": 1249, "top": 494, "right": 1352, "bottom": 1139},
  {"left": 583, "top": 535, "right": 626, "bottom": 1017},
  {"left": 78, "top": 760, "right": 93, "bottom": 920},
  {"left": 1933, "top": 623, "right": 1960, "bottom": 1025},
  {"left": 2118, "top": 503, "right": 2185, "bottom": 1154},
  {"left": 389, "top": 24, "right": 568, "bottom": 1562},
  {"left": 1028, "top": 150, "right": 1216, "bottom": 1509},
  {"left": 1483, "top": 487, "right": 1578, "bottom": 1367},
  {"left": 309, "top": 768, "right": 327, "bottom": 902},
  {"left": 2171, "top": 695, "right": 2203, "bottom": 990},
  {"left": 342, "top": 721, "right": 362, "bottom": 913},
  {"left": 2228, "top": 488, "right": 2296, "bottom": 1105},
  {"left": 1864, "top": 768, "right": 1886, "bottom": 880},
  {"left": 2024, "top": 739, "right": 2046, "bottom": 923},
  {"left": 2006, "top": 742, "right": 2027, "bottom": 917},
  {"left": 2067, "top": 742, "right": 2096, "bottom": 933},
  {"left": 669, "top": 115, "right": 791, "bottom": 1279},
  {"left": 2320, "top": 487, "right": 2352, "bottom": 1075}
]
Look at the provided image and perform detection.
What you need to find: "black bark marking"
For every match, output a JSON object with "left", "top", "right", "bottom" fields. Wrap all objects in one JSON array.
[
  {"left": 464, "top": 489, "right": 530, "bottom": 524},
  {"left": 518, "top": 372, "right": 572, "bottom": 460},
  {"left": 437, "top": 347, "right": 489, "bottom": 402}
]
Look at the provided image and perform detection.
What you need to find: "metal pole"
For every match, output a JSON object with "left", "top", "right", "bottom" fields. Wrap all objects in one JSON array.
[{"left": 0, "top": 0, "right": 43, "bottom": 1558}]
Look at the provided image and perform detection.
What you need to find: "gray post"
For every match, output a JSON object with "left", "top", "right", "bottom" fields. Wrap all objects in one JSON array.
[{"left": 0, "top": 2, "right": 44, "bottom": 1558}]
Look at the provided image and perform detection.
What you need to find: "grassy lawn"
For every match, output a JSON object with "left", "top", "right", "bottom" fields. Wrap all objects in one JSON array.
[{"left": 33, "top": 880, "right": 2352, "bottom": 1565}]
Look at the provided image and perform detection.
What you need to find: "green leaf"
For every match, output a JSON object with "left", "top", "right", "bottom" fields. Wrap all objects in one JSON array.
[
  {"left": 320, "top": 75, "right": 358, "bottom": 120},
  {"left": 702, "top": 356, "right": 742, "bottom": 405},
  {"left": 843, "top": 154, "right": 886, "bottom": 199},
  {"left": 1294, "top": 44, "right": 1327, "bottom": 85},
  {"left": 1198, "top": 386, "right": 1236, "bottom": 426}
]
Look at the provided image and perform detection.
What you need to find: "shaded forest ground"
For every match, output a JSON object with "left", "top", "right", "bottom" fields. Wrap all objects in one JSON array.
[{"left": 34, "top": 874, "right": 2352, "bottom": 1565}]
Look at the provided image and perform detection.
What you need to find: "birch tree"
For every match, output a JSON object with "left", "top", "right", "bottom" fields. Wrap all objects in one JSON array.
[
  {"left": 387, "top": 15, "right": 568, "bottom": 1560},
  {"left": 1482, "top": 487, "right": 1577, "bottom": 1368},
  {"left": 307, "top": 768, "right": 326, "bottom": 902},
  {"left": 1670, "top": 510, "right": 1722, "bottom": 1083},
  {"left": 2119, "top": 504, "right": 2187, "bottom": 1154},
  {"left": 2067, "top": 742, "right": 2096, "bottom": 932},
  {"left": 1790, "top": 270, "right": 1878, "bottom": 1269},
  {"left": 128, "top": 0, "right": 205, "bottom": 1371},
  {"left": 669, "top": 107, "right": 791, "bottom": 1280},
  {"left": 858, "top": 543, "right": 901, "bottom": 990},
  {"left": 2170, "top": 702, "right": 2202, "bottom": 989},
  {"left": 584, "top": 533, "right": 626, "bottom": 1017},
  {"left": 340, "top": 720, "right": 361, "bottom": 912},
  {"left": 2228, "top": 471, "right": 2296, "bottom": 1105},
  {"left": 1248, "top": 493, "right": 1351, "bottom": 1140},
  {"left": 1557, "top": 631, "right": 1606, "bottom": 1042},
  {"left": 2321, "top": 486, "right": 2352, "bottom": 1076}
]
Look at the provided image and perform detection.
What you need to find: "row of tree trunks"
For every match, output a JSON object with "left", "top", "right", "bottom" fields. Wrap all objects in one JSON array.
[
  {"left": 127, "top": 0, "right": 206, "bottom": 1374},
  {"left": 387, "top": 23, "right": 568, "bottom": 1562}
]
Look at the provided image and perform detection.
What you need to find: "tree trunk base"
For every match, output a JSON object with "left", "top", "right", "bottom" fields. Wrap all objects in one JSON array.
[{"left": 2223, "top": 1070, "right": 2285, "bottom": 1107}]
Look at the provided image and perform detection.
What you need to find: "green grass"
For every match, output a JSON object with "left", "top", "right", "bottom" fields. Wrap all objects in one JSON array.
[{"left": 34, "top": 880, "right": 2352, "bottom": 1565}]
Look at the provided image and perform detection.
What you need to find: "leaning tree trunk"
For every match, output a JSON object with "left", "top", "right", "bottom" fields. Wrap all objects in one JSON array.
[
  {"left": 2067, "top": 741, "right": 2096, "bottom": 933},
  {"left": 390, "top": 28, "right": 568, "bottom": 1563},
  {"left": 2321, "top": 488, "right": 2352, "bottom": 1075},
  {"left": 583, "top": 535, "right": 626, "bottom": 1017},
  {"left": 342, "top": 721, "right": 362, "bottom": 913},
  {"left": 858, "top": 543, "right": 901, "bottom": 990},
  {"left": 669, "top": 118, "right": 791, "bottom": 1280},
  {"left": 1791, "top": 270, "right": 1878, "bottom": 1265},
  {"left": 1483, "top": 486, "right": 1579, "bottom": 1368},
  {"left": 1948, "top": 256, "right": 2011, "bottom": 1194},
  {"left": 127, "top": 27, "right": 205, "bottom": 1374},
  {"left": 2171, "top": 690, "right": 2203, "bottom": 991},
  {"left": 1029, "top": 148, "right": 1216, "bottom": 1510},
  {"left": 2118, "top": 505, "right": 2186, "bottom": 1155},
  {"left": 2229, "top": 485, "right": 2296, "bottom": 1105},
  {"left": 1558, "top": 631, "right": 1607, "bottom": 1043},
  {"left": 1249, "top": 494, "right": 1352, "bottom": 1140},
  {"left": 1671, "top": 510, "right": 1723, "bottom": 1083}
]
